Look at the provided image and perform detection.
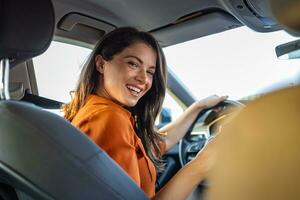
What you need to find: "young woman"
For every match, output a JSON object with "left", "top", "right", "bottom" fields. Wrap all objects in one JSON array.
[{"left": 64, "top": 27, "right": 227, "bottom": 200}]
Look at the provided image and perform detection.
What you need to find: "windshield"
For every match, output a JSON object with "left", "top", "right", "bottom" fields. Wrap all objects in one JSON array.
[{"left": 163, "top": 26, "right": 300, "bottom": 100}]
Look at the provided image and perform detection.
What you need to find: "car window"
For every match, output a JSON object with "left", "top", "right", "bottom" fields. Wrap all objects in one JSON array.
[
  {"left": 162, "top": 92, "right": 184, "bottom": 121},
  {"left": 33, "top": 41, "right": 92, "bottom": 103},
  {"left": 163, "top": 26, "right": 300, "bottom": 100}
]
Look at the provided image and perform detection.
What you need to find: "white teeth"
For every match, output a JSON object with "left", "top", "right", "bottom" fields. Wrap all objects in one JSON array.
[{"left": 127, "top": 85, "right": 141, "bottom": 93}]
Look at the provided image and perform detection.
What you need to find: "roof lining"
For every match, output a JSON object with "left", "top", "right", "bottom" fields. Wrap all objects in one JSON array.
[
  {"left": 55, "top": 12, "right": 116, "bottom": 48},
  {"left": 53, "top": 9, "right": 241, "bottom": 48},
  {"left": 152, "top": 11, "right": 242, "bottom": 47}
]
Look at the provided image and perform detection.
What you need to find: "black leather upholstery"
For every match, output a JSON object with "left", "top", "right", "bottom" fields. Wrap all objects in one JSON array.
[{"left": 0, "top": 0, "right": 54, "bottom": 67}]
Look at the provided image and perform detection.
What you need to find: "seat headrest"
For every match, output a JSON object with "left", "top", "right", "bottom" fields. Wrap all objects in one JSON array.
[
  {"left": 268, "top": 0, "right": 300, "bottom": 36},
  {"left": 0, "top": 0, "right": 55, "bottom": 67}
]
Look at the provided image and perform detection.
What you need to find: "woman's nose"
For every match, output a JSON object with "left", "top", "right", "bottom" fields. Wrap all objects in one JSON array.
[{"left": 135, "top": 69, "right": 147, "bottom": 83}]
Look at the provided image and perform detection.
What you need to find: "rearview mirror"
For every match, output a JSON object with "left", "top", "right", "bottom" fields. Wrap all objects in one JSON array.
[{"left": 275, "top": 39, "right": 300, "bottom": 60}]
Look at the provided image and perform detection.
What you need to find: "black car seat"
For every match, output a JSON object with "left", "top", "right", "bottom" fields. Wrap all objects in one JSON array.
[{"left": 0, "top": 0, "right": 149, "bottom": 199}]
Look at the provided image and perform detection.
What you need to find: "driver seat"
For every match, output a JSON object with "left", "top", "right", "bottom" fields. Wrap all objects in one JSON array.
[{"left": 0, "top": 0, "right": 148, "bottom": 199}]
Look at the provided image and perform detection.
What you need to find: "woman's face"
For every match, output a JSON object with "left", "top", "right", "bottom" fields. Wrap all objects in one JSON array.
[{"left": 95, "top": 42, "right": 157, "bottom": 107}]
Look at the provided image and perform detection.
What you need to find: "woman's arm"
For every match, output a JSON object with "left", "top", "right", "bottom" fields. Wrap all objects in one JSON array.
[
  {"left": 152, "top": 139, "right": 216, "bottom": 200},
  {"left": 159, "top": 95, "right": 227, "bottom": 152}
]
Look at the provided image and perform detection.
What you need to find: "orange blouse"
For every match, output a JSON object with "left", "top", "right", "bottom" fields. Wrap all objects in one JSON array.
[{"left": 71, "top": 95, "right": 157, "bottom": 197}]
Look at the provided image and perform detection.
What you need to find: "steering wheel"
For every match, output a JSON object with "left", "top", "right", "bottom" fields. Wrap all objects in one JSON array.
[{"left": 179, "top": 100, "right": 245, "bottom": 167}]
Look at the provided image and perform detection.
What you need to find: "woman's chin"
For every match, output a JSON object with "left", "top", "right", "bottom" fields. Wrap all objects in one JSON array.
[
  {"left": 124, "top": 100, "right": 138, "bottom": 107},
  {"left": 116, "top": 97, "right": 139, "bottom": 107}
]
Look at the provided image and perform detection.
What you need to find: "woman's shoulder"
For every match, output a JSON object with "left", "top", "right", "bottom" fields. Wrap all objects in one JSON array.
[
  {"left": 88, "top": 104, "right": 130, "bottom": 123},
  {"left": 78, "top": 95, "right": 131, "bottom": 121},
  {"left": 72, "top": 100, "right": 135, "bottom": 141},
  {"left": 84, "top": 104, "right": 136, "bottom": 145},
  {"left": 72, "top": 102, "right": 131, "bottom": 129}
]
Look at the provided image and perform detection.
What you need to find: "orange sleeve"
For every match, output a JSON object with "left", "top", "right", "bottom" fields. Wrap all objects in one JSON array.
[{"left": 82, "top": 108, "right": 141, "bottom": 187}]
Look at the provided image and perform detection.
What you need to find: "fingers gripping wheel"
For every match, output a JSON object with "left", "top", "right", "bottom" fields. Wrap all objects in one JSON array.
[{"left": 179, "top": 100, "right": 244, "bottom": 167}]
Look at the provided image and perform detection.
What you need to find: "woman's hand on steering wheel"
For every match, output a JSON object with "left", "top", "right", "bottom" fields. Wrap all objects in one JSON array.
[
  {"left": 193, "top": 95, "right": 228, "bottom": 110},
  {"left": 179, "top": 99, "right": 244, "bottom": 167}
]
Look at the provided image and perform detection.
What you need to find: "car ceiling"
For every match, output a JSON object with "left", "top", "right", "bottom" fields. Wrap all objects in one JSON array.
[{"left": 51, "top": 0, "right": 282, "bottom": 48}]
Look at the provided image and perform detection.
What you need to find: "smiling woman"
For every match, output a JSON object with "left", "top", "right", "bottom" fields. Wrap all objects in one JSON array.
[{"left": 64, "top": 27, "right": 167, "bottom": 197}]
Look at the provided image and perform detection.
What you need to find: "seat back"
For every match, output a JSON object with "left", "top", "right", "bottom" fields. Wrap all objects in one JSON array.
[{"left": 0, "top": 101, "right": 148, "bottom": 199}]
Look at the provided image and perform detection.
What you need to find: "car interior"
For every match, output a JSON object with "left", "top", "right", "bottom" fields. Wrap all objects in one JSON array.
[{"left": 0, "top": 0, "right": 299, "bottom": 199}]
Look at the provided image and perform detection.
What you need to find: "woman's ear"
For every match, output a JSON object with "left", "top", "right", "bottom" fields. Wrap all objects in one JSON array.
[{"left": 95, "top": 54, "right": 105, "bottom": 74}]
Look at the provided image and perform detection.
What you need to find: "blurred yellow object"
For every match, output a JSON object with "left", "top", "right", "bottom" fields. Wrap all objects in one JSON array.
[
  {"left": 207, "top": 85, "right": 300, "bottom": 200},
  {"left": 269, "top": 0, "right": 300, "bottom": 35}
]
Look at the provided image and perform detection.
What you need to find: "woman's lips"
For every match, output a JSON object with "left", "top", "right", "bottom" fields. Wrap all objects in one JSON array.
[{"left": 126, "top": 84, "right": 143, "bottom": 97}]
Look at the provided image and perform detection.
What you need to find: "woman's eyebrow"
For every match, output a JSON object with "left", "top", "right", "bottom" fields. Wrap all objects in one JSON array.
[
  {"left": 124, "top": 55, "right": 156, "bottom": 69},
  {"left": 124, "top": 55, "right": 143, "bottom": 64},
  {"left": 148, "top": 66, "right": 156, "bottom": 70}
]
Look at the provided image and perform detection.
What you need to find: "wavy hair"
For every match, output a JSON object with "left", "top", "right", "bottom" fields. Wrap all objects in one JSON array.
[{"left": 63, "top": 27, "right": 167, "bottom": 171}]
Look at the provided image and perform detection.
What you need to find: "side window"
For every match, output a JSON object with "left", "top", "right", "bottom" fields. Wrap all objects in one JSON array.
[
  {"left": 157, "top": 91, "right": 184, "bottom": 128},
  {"left": 33, "top": 41, "right": 92, "bottom": 103}
]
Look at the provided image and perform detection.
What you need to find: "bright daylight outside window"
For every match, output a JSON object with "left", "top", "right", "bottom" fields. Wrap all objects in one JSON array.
[
  {"left": 33, "top": 41, "right": 92, "bottom": 103},
  {"left": 163, "top": 26, "right": 300, "bottom": 101}
]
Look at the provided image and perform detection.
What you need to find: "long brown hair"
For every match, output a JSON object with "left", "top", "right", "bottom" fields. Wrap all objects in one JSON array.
[{"left": 63, "top": 27, "right": 167, "bottom": 170}]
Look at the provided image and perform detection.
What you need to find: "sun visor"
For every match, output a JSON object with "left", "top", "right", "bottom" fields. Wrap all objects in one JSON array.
[{"left": 56, "top": 13, "right": 115, "bottom": 48}]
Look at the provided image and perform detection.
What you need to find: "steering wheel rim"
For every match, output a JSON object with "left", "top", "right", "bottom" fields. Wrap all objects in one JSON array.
[{"left": 179, "top": 100, "right": 245, "bottom": 167}]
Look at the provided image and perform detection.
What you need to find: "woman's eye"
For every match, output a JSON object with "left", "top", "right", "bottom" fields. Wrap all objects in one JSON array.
[
  {"left": 128, "top": 61, "right": 138, "bottom": 68},
  {"left": 147, "top": 71, "right": 155, "bottom": 76}
]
